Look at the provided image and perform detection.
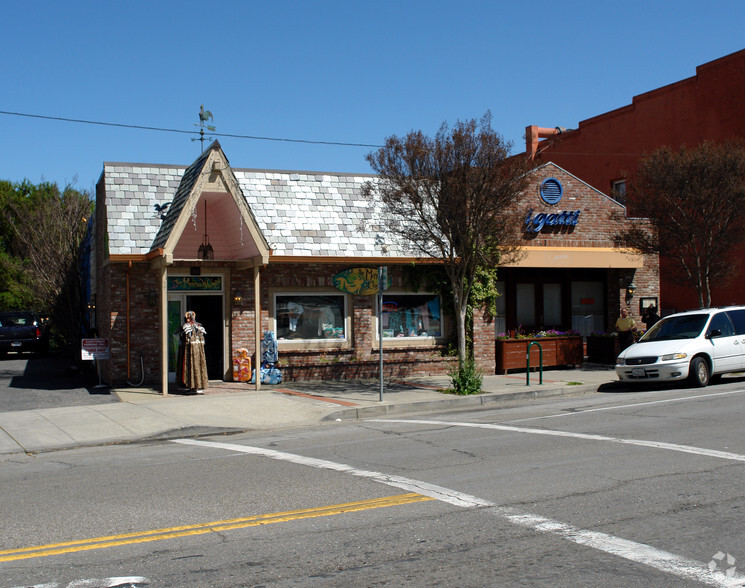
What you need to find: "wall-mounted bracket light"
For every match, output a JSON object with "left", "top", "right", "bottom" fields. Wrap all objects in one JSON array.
[{"left": 625, "top": 281, "right": 637, "bottom": 303}]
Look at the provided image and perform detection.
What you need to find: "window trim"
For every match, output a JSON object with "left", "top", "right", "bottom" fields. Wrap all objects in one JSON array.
[
  {"left": 373, "top": 291, "right": 445, "bottom": 349},
  {"left": 270, "top": 289, "right": 351, "bottom": 351}
]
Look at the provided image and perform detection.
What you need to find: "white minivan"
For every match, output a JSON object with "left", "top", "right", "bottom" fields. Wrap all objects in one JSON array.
[{"left": 616, "top": 305, "right": 745, "bottom": 387}]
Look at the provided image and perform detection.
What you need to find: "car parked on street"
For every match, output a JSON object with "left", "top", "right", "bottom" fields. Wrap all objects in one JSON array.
[
  {"left": 616, "top": 305, "right": 745, "bottom": 387},
  {"left": 0, "top": 311, "right": 49, "bottom": 357}
]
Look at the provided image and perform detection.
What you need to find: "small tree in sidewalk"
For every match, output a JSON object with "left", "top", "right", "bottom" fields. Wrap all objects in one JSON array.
[{"left": 364, "top": 112, "right": 533, "bottom": 379}]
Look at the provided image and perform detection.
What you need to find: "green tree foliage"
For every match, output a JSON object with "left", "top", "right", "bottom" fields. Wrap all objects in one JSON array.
[
  {"left": 364, "top": 112, "right": 532, "bottom": 365},
  {"left": 613, "top": 142, "right": 745, "bottom": 308},
  {"left": 0, "top": 179, "right": 93, "bottom": 350}
]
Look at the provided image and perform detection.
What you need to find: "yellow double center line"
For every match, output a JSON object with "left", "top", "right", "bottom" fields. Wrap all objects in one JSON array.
[{"left": 0, "top": 493, "right": 433, "bottom": 562}]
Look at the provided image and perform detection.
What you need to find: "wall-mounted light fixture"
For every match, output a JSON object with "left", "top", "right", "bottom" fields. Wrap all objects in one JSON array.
[
  {"left": 625, "top": 281, "right": 637, "bottom": 303},
  {"left": 233, "top": 290, "right": 243, "bottom": 306},
  {"left": 147, "top": 290, "right": 158, "bottom": 308}
]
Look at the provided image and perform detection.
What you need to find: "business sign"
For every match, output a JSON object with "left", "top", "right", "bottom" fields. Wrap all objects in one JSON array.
[
  {"left": 333, "top": 267, "right": 392, "bottom": 295},
  {"left": 81, "top": 338, "right": 110, "bottom": 361},
  {"left": 524, "top": 209, "right": 580, "bottom": 232}
]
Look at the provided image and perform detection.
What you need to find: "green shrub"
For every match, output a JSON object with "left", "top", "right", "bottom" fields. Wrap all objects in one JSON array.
[{"left": 449, "top": 357, "right": 483, "bottom": 395}]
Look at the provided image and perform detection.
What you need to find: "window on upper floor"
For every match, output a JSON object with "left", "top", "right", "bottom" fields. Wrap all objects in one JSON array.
[{"left": 611, "top": 179, "right": 627, "bottom": 203}]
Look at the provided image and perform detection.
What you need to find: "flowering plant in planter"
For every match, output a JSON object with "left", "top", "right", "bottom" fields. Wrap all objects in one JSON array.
[
  {"left": 496, "top": 327, "right": 580, "bottom": 340},
  {"left": 590, "top": 330, "right": 617, "bottom": 337}
]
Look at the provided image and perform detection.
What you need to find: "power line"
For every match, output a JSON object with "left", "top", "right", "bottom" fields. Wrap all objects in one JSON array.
[{"left": 0, "top": 109, "right": 383, "bottom": 149}]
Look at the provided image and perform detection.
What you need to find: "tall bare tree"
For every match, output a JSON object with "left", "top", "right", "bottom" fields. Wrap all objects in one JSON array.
[
  {"left": 613, "top": 141, "right": 745, "bottom": 308},
  {"left": 364, "top": 112, "right": 532, "bottom": 365}
]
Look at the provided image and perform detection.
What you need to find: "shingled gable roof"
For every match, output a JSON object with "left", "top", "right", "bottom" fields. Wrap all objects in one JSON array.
[
  {"left": 149, "top": 141, "right": 270, "bottom": 264},
  {"left": 100, "top": 144, "right": 440, "bottom": 260}
]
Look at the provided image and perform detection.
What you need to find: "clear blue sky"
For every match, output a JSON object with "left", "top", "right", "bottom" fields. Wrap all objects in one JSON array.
[{"left": 2, "top": 1, "right": 744, "bottom": 193}]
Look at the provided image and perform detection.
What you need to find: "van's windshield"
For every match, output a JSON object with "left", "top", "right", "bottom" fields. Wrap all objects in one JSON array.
[{"left": 639, "top": 314, "right": 708, "bottom": 342}]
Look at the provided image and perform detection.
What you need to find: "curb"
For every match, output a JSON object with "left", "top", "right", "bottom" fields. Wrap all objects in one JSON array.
[{"left": 324, "top": 384, "right": 599, "bottom": 421}]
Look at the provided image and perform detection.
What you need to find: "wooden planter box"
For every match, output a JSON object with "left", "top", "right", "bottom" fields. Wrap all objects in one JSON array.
[
  {"left": 586, "top": 335, "right": 620, "bottom": 365},
  {"left": 495, "top": 337, "right": 583, "bottom": 374}
]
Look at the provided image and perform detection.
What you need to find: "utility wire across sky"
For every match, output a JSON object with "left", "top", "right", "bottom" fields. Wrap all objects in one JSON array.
[
  {"left": 0, "top": 109, "right": 383, "bottom": 149},
  {"left": 0, "top": 109, "right": 644, "bottom": 158}
]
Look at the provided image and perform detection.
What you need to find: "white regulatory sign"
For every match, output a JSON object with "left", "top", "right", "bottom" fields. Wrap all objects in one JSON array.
[{"left": 81, "top": 338, "right": 110, "bottom": 360}]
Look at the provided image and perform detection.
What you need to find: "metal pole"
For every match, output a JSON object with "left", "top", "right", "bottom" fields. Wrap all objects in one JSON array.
[{"left": 379, "top": 266, "right": 384, "bottom": 402}]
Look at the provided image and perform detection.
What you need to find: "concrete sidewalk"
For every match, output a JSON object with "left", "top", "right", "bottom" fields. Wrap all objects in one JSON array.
[{"left": 0, "top": 365, "right": 618, "bottom": 456}]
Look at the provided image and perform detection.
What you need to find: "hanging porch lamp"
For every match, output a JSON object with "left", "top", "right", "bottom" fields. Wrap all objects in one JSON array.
[{"left": 197, "top": 200, "right": 214, "bottom": 260}]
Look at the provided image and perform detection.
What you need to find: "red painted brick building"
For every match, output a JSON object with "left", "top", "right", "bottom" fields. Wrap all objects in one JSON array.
[
  {"left": 93, "top": 142, "right": 657, "bottom": 390},
  {"left": 525, "top": 48, "right": 745, "bottom": 313}
]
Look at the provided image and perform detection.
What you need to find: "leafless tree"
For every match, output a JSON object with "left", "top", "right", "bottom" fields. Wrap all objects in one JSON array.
[
  {"left": 364, "top": 112, "right": 533, "bottom": 365},
  {"left": 613, "top": 141, "right": 745, "bottom": 308}
]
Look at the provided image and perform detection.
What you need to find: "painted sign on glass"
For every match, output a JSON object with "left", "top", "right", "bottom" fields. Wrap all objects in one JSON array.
[{"left": 333, "top": 267, "right": 391, "bottom": 295}]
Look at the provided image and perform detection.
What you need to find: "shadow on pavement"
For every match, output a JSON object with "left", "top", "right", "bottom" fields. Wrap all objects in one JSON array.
[
  {"left": 8, "top": 354, "right": 100, "bottom": 392},
  {"left": 597, "top": 373, "right": 745, "bottom": 394},
  {"left": 0, "top": 354, "right": 118, "bottom": 412}
]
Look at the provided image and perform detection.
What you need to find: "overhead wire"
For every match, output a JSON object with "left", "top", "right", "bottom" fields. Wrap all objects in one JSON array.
[
  {"left": 0, "top": 109, "right": 384, "bottom": 148},
  {"left": 0, "top": 109, "right": 645, "bottom": 156}
]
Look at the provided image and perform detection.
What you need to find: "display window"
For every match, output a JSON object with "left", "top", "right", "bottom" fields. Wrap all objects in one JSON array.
[
  {"left": 377, "top": 293, "right": 442, "bottom": 342},
  {"left": 274, "top": 293, "right": 347, "bottom": 342}
]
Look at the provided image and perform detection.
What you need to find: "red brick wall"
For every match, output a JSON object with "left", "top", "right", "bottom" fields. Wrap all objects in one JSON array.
[
  {"left": 532, "top": 49, "right": 745, "bottom": 312},
  {"left": 518, "top": 165, "right": 660, "bottom": 327},
  {"left": 104, "top": 264, "right": 162, "bottom": 385},
  {"left": 229, "top": 263, "right": 456, "bottom": 382}
]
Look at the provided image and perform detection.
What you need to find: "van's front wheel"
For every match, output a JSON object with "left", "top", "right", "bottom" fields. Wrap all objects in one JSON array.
[{"left": 688, "top": 357, "right": 710, "bottom": 387}]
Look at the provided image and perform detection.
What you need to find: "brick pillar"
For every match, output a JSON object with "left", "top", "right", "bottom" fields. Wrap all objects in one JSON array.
[
  {"left": 353, "top": 295, "right": 373, "bottom": 361},
  {"left": 473, "top": 303, "right": 496, "bottom": 374}
]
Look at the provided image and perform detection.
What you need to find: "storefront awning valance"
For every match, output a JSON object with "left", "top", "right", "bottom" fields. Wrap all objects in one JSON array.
[{"left": 505, "top": 246, "right": 644, "bottom": 269}]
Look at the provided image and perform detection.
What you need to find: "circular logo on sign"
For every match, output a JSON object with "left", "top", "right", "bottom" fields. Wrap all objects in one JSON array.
[{"left": 539, "top": 178, "right": 563, "bottom": 205}]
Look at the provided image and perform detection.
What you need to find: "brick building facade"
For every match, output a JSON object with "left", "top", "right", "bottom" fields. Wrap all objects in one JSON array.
[
  {"left": 525, "top": 48, "right": 745, "bottom": 313},
  {"left": 93, "top": 142, "right": 657, "bottom": 390}
]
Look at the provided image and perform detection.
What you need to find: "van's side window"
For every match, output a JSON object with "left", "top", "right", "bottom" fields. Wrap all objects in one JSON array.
[
  {"left": 726, "top": 309, "right": 745, "bottom": 335},
  {"left": 708, "top": 312, "right": 736, "bottom": 337}
]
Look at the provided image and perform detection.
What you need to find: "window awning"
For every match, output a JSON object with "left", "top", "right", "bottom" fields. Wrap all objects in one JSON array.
[{"left": 505, "top": 246, "right": 644, "bottom": 269}]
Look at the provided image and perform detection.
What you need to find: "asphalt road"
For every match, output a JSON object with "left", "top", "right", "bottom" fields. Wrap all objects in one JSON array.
[
  {"left": 2, "top": 380, "right": 745, "bottom": 587},
  {"left": 0, "top": 354, "right": 115, "bottom": 412}
]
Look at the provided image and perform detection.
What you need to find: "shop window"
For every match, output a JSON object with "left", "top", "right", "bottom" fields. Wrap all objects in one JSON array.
[
  {"left": 379, "top": 293, "right": 442, "bottom": 340},
  {"left": 494, "top": 280, "right": 506, "bottom": 335},
  {"left": 275, "top": 294, "right": 346, "bottom": 341},
  {"left": 543, "top": 283, "right": 562, "bottom": 326},
  {"left": 516, "top": 283, "right": 536, "bottom": 328},
  {"left": 571, "top": 281, "right": 604, "bottom": 336}
]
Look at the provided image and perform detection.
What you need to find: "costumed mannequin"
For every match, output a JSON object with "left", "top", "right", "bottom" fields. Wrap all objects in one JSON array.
[{"left": 177, "top": 310, "right": 208, "bottom": 393}]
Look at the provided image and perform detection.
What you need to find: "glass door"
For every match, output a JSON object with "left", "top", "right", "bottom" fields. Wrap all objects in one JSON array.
[{"left": 167, "top": 274, "right": 225, "bottom": 382}]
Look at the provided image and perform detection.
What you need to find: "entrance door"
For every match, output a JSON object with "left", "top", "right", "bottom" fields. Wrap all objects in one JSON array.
[
  {"left": 168, "top": 294, "right": 224, "bottom": 381},
  {"left": 188, "top": 295, "right": 223, "bottom": 380}
]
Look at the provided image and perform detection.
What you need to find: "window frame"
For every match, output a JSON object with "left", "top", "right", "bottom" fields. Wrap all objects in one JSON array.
[
  {"left": 270, "top": 290, "right": 351, "bottom": 350},
  {"left": 373, "top": 291, "right": 445, "bottom": 349}
]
